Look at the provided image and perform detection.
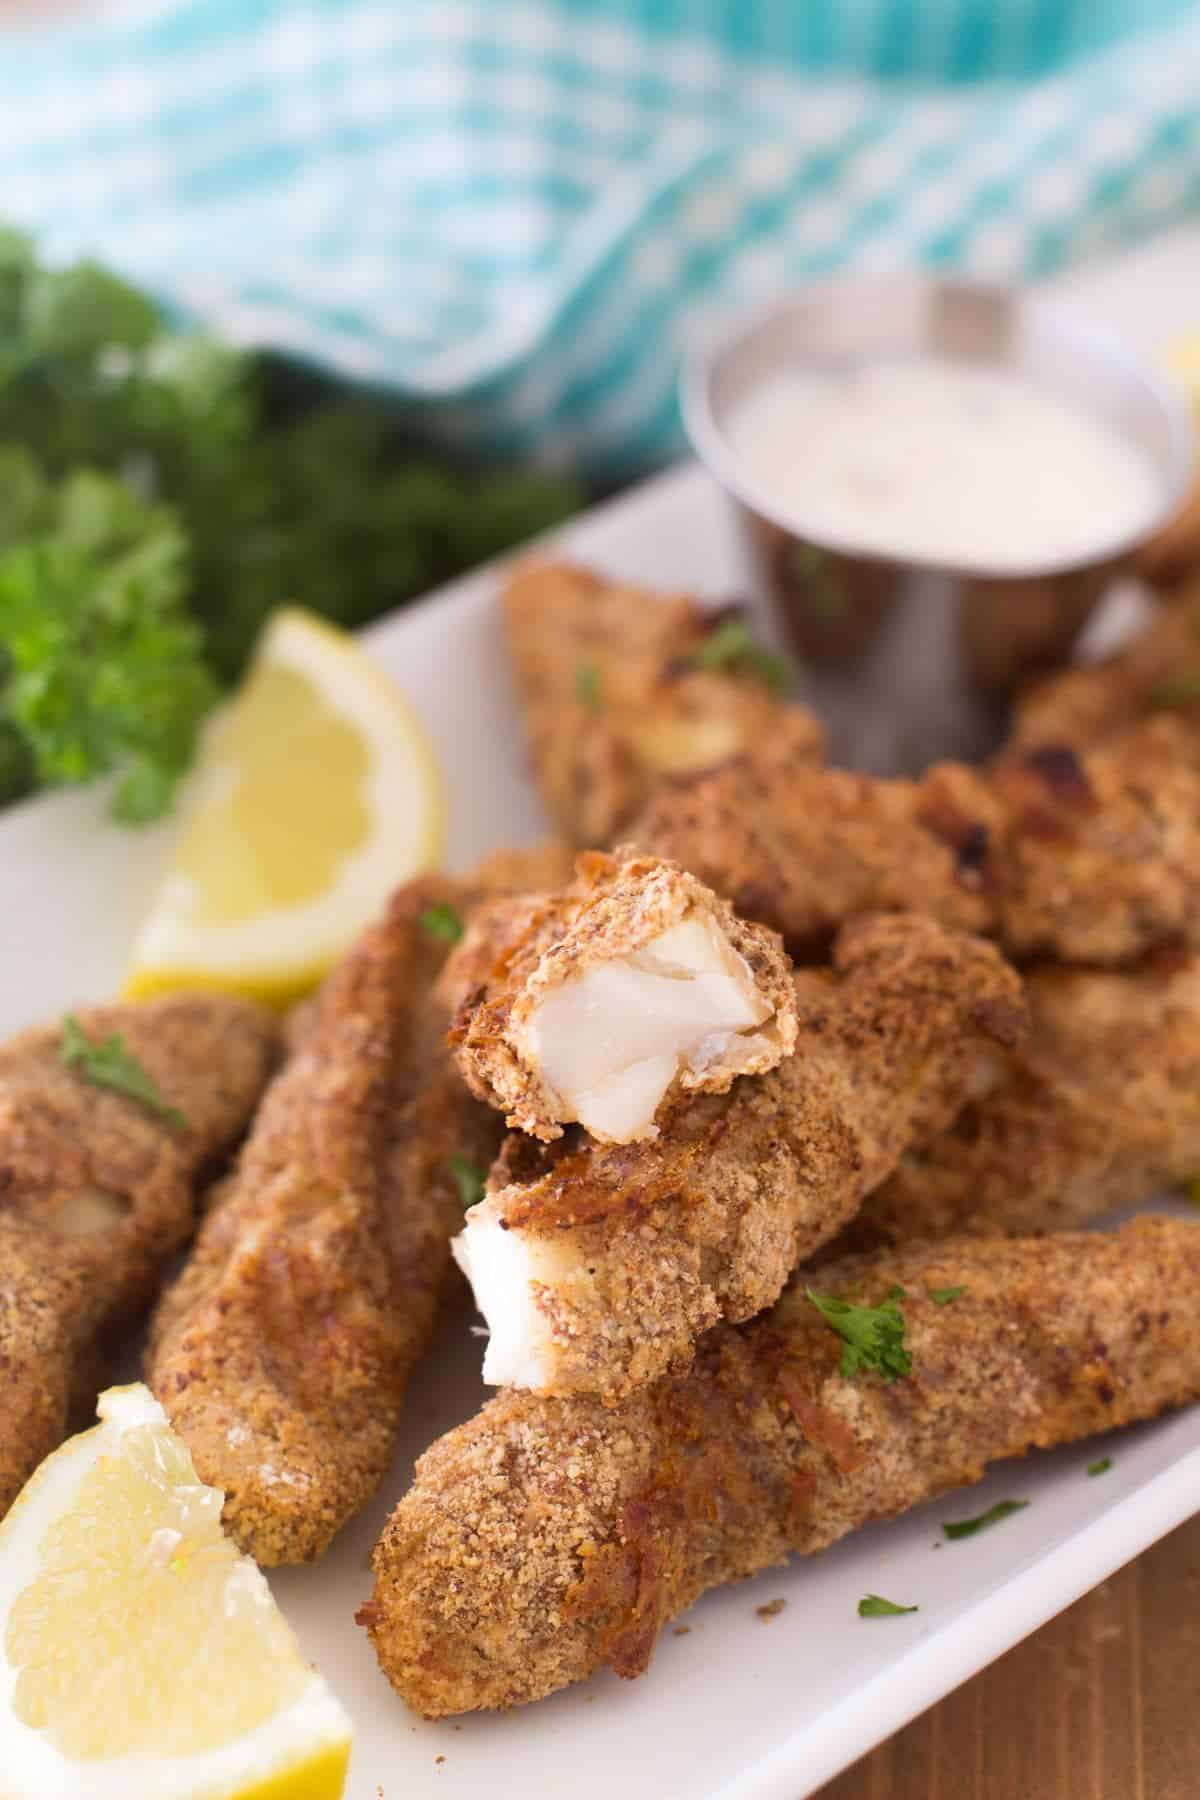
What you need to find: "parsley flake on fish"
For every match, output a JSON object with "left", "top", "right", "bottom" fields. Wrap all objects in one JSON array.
[
  {"left": 929, "top": 1285, "right": 965, "bottom": 1306},
  {"left": 420, "top": 902, "right": 464, "bottom": 944},
  {"left": 805, "top": 1283, "right": 911, "bottom": 1382},
  {"left": 60, "top": 1014, "right": 184, "bottom": 1127},
  {"left": 688, "top": 617, "right": 791, "bottom": 694}
]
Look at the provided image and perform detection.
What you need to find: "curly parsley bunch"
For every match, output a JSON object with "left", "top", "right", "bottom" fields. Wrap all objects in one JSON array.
[{"left": 0, "top": 226, "right": 578, "bottom": 820}]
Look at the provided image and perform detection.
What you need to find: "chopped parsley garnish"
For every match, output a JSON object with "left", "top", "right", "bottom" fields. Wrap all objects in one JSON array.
[
  {"left": 574, "top": 661, "right": 603, "bottom": 712},
  {"left": 929, "top": 1285, "right": 965, "bottom": 1306},
  {"left": 420, "top": 901, "right": 464, "bottom": 944},
  {"left": 805, "top": 1284, "right": 911, "bottom": 1383},
  {"left": 1087, "top": 1457, "right": 1113, "bottom": 1477},
  {"left": 447, "top": 1153, "right": 487, "bottom": 1209},
  {"left": 1144, "top": 673, "right": 1200, "bottom": 711},
  {"left": 942, "top": 1499, "right": 1029, "bottom": 1540},
  {"left": 688, "top": 617, "right": 791, "bottom": 694},
  {"left": 60, "top": 1013, "right": 184, "bottom": 1127},
  {"left": 858, "top": 1594, "right": 918, "bottom": 1618}
]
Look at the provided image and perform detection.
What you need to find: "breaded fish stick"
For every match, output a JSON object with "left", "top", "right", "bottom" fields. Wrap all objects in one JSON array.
[
  {"left": 505, "top": 560, "right": 824, "bottom": 846},
  {"left": 147, "top": 873, "right": 507, "bottom": 1565},
  {"left": 470, "top": 841, "right": 577, "bottom": 894},
  {"left": 635, "top": 718, "right": 1200, "bottom": 966},
  {"left": 846, "top": 949, "right": 1200, "bottom": 1247},
  {"left": 364, "top": 1217, "right": 1200, "bottom": 1716},
  {"left": 981, "top": 720, "right": 1200, "bottom": 963},
  {"left": 1011, "top": 600, "right": 1200, "bottom": 749},
  {"left": 0, "top": 993, "right": 278, "bottom": 1517},
  {"left": 444, "top": 850, "right": 798, "bottom": 1145},
  {"left": 633, "top": 760, "right": 995, "bottom": 958},
  {"left": 452, "top": 913, "right": 1024, "bottom": 1401}
]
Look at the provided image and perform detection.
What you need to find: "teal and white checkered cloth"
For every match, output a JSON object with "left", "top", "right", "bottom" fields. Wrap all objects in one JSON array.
[{"left": 2, "top": 0, "right": 1199, "bottom": 472}]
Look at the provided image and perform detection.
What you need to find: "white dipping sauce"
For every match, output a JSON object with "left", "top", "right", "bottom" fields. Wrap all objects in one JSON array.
[{"left": 725, "top": 357, "right": 1162, "bottom": 570}]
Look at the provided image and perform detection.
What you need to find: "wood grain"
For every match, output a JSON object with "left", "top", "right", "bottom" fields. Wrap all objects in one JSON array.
[{"left": 819, "top": 1511, "right": 1200, "bottom": 1799}]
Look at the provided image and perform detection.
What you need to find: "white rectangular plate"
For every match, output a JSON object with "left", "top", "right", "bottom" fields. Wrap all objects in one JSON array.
[{"left": 2, "top": 226, "right": 1200, "bottom": 1800}]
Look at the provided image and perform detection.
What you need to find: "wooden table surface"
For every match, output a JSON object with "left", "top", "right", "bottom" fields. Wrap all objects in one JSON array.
[{"left": 819, "top": 1510, "right": 1200, "bottom": 1799}]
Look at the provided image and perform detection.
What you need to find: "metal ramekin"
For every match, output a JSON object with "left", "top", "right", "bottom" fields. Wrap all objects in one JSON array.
[{"left": 682, "top": 275, "right": 1195, "bottom": 771}]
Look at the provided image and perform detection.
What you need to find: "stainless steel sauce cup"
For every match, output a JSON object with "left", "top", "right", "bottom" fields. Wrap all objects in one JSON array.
[{"left": 682, "top": 275, "right": 1194, "bottom": 771}]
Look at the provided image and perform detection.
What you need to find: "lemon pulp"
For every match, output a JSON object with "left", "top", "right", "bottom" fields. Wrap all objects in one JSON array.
[
  {"left": 7, "top": 1421, "right": 305, "bottom": 1760},
  {"left": 177, "top": 661, "right": 371, "bottom": 924},
  {"left": 124, "top": 607, "right": 444, "bottom": 1006}
]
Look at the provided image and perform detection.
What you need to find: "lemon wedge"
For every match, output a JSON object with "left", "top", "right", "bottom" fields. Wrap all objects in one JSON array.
[
  {"left": 0, "top": 1384, "right": 350, "bottom": 1800},
  {"left": 126, "top": 608, "right": 444, "bottom": 1006}
]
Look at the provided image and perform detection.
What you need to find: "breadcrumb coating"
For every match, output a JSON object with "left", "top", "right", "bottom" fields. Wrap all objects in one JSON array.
[
  {"left": 0, "top": 993, "right": 278, "bottom": 1518},
  {"left": 147, "top": 846, "right": 567, "bottom": 1565},
  {"left": 984, "top": 720, "right": 1200, "bottom": 963},
  {"left": 634, "top": 716, "right": 1200, "bottom": 967},
  {"left": 1012, "top": 601, "right": 1200, "bottom": 749},
  {"left": 844, "top": 948, "right": 1200, "bottom": 1247},
  {"left": 364, "top": 1218, "right": 1200, "bottom": 1716},
  {"left": 444, "top": 849, "right": 798, "bottom": 1143},
  {"left": 457, "top": 912, "right": 1024, "bottom": 1401},
  {"left": 504, "top": 560, "right": 824, "bottom": 846},
  {"left": 470, "top": 841, "right": 577, "bottom": 895},
  {"left": 633, "top": 760, "right": 994, "bottom": 957}
]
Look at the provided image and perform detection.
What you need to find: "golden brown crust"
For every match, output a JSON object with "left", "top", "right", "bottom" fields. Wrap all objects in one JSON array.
[
  {"left": 633, "top": 760, "right": 995, "bottom": 957},
  {"left": 845, "top": 949, "right": 1200, "bottom": 1247},
  {"left": 444, "top": 849, "right": 798, "bottom": 1141},
  {"left": 468, "top": 841, "right": 578, "bottom": 895},
  {"left": 474, "top": 913, "right": 1024, "bottom": 1399},
  {"left": 1011, "top": 602, "right": 1200, "bottom": 749},
  {"left": 983, "top": 722, "right": 1200, "bottom": 963},
  {"left": 504, "top": 561, "right": 824, "bottom": 846},
  {"left": 146, "top": 876, "right": 505, "bottom": 1565},
  {"left": 365, "top": 1218, "right": 1200, "bottom": 1716},
  {"left": 0, "top": 994, "right": 279, "bottom": 1517},
  {"left": 634, "top": 709, "right": 1200, "bottom": 967}
]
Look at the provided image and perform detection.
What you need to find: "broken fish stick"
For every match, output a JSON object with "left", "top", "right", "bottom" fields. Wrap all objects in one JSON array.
[
  {"left": 452, "top": 912, "right": 1024, "bottom": 1401},
  {"left": 365, "top": 1217, "right": 1200, "bottom": 1716},
  {"left": 444, "top": 850, "right": 798, "bottom": 1145}
]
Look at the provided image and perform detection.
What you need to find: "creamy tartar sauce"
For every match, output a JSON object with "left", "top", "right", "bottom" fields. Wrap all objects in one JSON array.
[{"left": 725, "top": 358, "right": 1162, "bottom": 571}]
